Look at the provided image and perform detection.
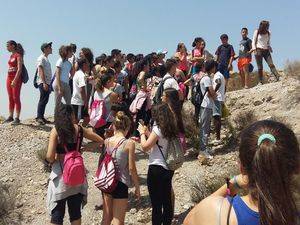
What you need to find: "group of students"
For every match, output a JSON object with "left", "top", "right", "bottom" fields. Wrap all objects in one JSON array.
[{"left": 3, "top": 20, "right": 298, "bottom": 225}]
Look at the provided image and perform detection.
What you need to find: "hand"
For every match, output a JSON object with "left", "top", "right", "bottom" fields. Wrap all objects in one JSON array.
[
  {"left": 43, "top": 83, "right": 49, "bottom": 91},
  {"left": 227, "top": 64, "right": 232, "bottom": 70},
  {"left": 11, "top": 80, "right": 16, "bottom": 87},
  {"left": 58, "top": 88, "right": 63, "bottom": 96},
  {"left": 137, "top": 123, "right": 148, "bottom": 135},
  {"left": 268, "top": 46, "right": 273, "bottom": 53},
  {"left": 134, "top": 186, "right": 141, "bottom": 200}
]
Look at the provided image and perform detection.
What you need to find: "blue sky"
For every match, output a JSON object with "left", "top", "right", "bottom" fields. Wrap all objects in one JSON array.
[{"left": 1, "top": 0, "right": 299, "bottom": 119}]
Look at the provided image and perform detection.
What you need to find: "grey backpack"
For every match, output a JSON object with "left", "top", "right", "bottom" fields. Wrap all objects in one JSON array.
[{"left": 157, "top": 138, "right": 184, "bottom": 171}]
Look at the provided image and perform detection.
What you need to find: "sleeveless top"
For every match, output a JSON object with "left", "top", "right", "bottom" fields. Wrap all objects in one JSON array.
[
  {"left": 106, "top": 138, "right": 131, "bottom": 187},
  {"left": 177, "top": 52, "right": 188, "bottom": 72},
  {"left": 8, "top": 53, "right": 21, "bottom": 77},
  {"left": 230, "top": 195, "right": 259, "bottom": 225}
]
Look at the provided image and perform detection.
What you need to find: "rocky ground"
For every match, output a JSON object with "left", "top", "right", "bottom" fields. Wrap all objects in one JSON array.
[{"left": 0, "top": 74, "right": 299, "bottom": 225}]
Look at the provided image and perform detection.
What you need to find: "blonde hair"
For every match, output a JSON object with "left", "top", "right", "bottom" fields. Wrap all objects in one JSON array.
[{"left": 113, "top": 111, "right": 131, "bottom": 132}]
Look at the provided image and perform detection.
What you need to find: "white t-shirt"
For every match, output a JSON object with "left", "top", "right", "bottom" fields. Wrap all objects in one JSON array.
[
  {"left": 55, "top": 58, "right": 72, "bottom": 83},
  {"left": 252, "top": 29, "right": 271, "bottom": 50},
  {"left": 163, "top": 73, "right": 179, "bottom": 90},
  {"left": 71, "top": 70, "right": 86, "bottom": 106},
  {"left": 36, "top": 54, "right": 52, "bottom": 85},
  {"left": 200, "top": 75, "right": 213, "bottom": 109},
  {"left": 213, "top": 72, "right": 225, "bottom": 102},
  {"left": 149, "top": 125, "right": 169, "bottom": 170}
]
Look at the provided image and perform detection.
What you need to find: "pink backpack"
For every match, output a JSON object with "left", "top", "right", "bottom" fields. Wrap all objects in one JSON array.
[
  {"left": 94, "top": 138, "right": 126, "bottom": 193},
  {"left": 62, "top": 126, "right": 85, "bottom": 186},
  {"left": 89, "top": 96, "right": 109, "bottom": 128}
]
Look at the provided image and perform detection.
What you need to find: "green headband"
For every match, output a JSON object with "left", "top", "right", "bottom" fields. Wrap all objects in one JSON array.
[{"left": 258, "top": 133, "right": 276, "bottom": 146}]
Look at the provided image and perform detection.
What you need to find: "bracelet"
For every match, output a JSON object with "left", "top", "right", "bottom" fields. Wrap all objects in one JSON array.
[{"left": 232, "top": 175, "right": 242, "bottom": 189}]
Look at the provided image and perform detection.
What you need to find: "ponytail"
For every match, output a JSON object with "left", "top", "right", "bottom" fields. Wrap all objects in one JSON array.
[
  {"left": 239, "top": 120, "right": 299, "bottom": 225},
  {"left": 16, "top": 43, "right": 24, "bottom": 56},
  {"left": 253, "top": 140, "right": 297, "bottom": 225}
]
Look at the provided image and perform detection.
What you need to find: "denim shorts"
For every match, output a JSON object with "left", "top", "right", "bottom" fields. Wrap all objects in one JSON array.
[
  {"left": 217, "top": 64, "right": 230, "bottom": 79},
  {"left": 213, "top": 100, "right": 223, "bottom": 116}
]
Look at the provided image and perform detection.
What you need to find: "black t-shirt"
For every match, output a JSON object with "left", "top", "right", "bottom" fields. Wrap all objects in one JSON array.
[
  {"left": 239, "top": 38, "right": 252, "bottom": 59},
  {"left": 215, "top": 44, "right": 235, "bottom": 66}
]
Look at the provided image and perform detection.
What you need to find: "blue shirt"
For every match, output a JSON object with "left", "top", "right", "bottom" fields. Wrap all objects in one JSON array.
[{"left": 215, "top": 44, "right": 235, "bottom": 66}]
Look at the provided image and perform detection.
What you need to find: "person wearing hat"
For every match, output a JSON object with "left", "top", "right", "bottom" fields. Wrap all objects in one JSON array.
[{"left": 36, "top": 42, "right": 52, "bottom": 125}]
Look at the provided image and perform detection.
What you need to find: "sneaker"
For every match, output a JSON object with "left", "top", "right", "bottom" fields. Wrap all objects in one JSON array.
[
  {"left": 42, "top": 118, "right": 52, "bottom": 124},
  {"left": 36, "top": 118, "right": 45, "bottom": 125},
  {"left": 211, "top": 139, "right": 222, "bottom": 146},
  {"left": 3, "top": 116, "right": 14, "bottom": 123},
  {"left": 11, "top": 118, "right": 20, "bottom": 125}
]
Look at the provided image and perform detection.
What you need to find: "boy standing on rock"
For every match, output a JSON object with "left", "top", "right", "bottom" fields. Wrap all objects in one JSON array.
[
  {"left": 238, "top": 28, "right": 252, "bottom": 88},
  {"left": 198, "top": 60, "right": 217, "bottom": 162}
]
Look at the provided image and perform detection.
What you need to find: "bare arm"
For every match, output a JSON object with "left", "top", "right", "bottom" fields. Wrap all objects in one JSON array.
[
  {"left": 46, "top": 128, "right": 58, "bottom": 163},
  {"left": 38, "top": 65, "right": 46, "bottom": 84},
  {"left": 13, "top": 56, "right": 23, "bottom": 82},
  {"left": 207, "top": 86, "right": 216, "bottom": 99},
  {"left": 80, "top": 86, "right": 88, "bottom": 108},
  {"left": 140, "top": 131, "right": 159, "bottom": 152},
  {"left": 128, "top": 141, "right": 140, "bottom": 195},
  {"left": 55, "top": 67, "right": 62, "bottom": 91}
]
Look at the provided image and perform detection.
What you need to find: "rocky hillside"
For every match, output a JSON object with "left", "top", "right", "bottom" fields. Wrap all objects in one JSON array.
[{"left": 0, "top": 74, "right": 299, "bottom": 225}]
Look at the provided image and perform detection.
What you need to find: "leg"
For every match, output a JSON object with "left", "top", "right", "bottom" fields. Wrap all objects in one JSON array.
[
  {"left": 62, "top": 82, "right": 72, "bottom": 105},
  {"left": 263, "top": 50, "right": 280, "bottom": 81},
  {"left": 102, "top": 193, "right": 113, "bottom": 225},
  {"left": 255, "top": 50, "right": 264, "bottom": 83},
  {"left": 67, "top": 193, "right": 83, "bottom": 225},
  {"left": 111, "top": 199, "right": 128, "bottom": 225},
  {"left": 212, "top": 101, "right": 222, "bottom": 140},
  {"left": 239, "top": 69, "right": 245, "bottom": 88},
  {"left": 37, "top": 84, "right": 50, "bottom": 119},
  {"left": 199, "top": 108, "right": 212, "bottom": 153},
  {"left": 147, "top": 165, "right": 163, "bottom": 225},
  {"left": 6, "top": 76, "right": 14, "bottom": 118},
  {"left": 51, "top": 198, "right": 67, "bottom": 225},
  {"left": 161, "top": 170, "right": 174, "bottom": 225},
  {"left": 12, "top": 79, "right": 22, "bottom": 119},
  {"left": 243, "top": 64, "right": 250, "bottom": 88}
]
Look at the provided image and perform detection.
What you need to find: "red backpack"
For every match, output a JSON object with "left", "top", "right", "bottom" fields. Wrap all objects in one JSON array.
[
  {"left": 61, "top": 126, "right": 85, "bottom": 186},
  {"left": 94, "top": 138, "right": 126, "bottom": 193}
]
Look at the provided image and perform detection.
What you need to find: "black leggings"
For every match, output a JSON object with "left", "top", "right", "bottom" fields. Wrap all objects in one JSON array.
[
  {"left": 147, "top": 165, "right": 174, "bottom": 225},
  {"left": 51, "top": 193, "right": 83, "bottom": 225}
]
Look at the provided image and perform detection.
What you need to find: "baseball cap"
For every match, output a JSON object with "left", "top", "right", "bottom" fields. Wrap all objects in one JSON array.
[
  {"left": 157, "top": 49, "right": 168, "bottom": 55},
  {"left": 41, "top": 42, "right": 52, "bottom": 52}
]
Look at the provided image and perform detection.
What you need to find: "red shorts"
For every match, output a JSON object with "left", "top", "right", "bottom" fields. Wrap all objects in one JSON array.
[{"left": 238, "top": 58, "right": 251, "bottom": 71}]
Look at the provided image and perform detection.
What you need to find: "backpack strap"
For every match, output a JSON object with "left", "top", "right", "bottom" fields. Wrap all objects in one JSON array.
[
  {"left": 157, "top": 140, "right": 167, "bottom": 163},
  {"left": 110, "top": 138, "right": 127, "bottom": 156}
]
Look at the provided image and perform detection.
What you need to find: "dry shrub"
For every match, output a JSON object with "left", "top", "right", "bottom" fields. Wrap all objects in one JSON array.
[
  {"left": 182, "top": 107, "right": 200, "bottom": 150},
  {"left": 190, "top": 165, "right": 239, "bottom": 203},
  {"left": 36, "top": 145, "right": 51, "bottom": 173},
  {"left": 233, "top": 110, "right": 257, "bottom": 132},
  {"left": 0, "top": 182, "right": 19, "bottom": 225},
  {"left": 284, "top": 60, "right": 300, "bottom": 81}
]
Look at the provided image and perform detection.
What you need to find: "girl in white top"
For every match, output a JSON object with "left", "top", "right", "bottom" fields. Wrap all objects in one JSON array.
[
  {"left": 138, "top": 103, "right": 180, "bottom": 225},
  {"left": 250, "top": 20, "right": 280, "bottom": 83}
]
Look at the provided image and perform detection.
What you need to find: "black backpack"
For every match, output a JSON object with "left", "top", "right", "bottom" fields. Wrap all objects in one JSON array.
[
  {"left": 191, "top": 77, "right": 208, "bottom": 107},
  {"left": 153, "top": 77, "right": 171, "bottom": 104}
]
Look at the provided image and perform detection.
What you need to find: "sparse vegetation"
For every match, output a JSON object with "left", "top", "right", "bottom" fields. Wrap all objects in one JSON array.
[
  {"left": 182, "top": 108, "right": 200, "bottom": 150},
  {"left": 190, "top": 165, "right": 239, "bottom": 203},
  {"left": 36, "top": 145, "right": 51, "bottom": 173},
  {"left": 285, "top": 60, "right": 300, "bottom": 81},
  {"left": 0, "top": 182, "right": 18, "bottom": 225},
  {"left": 233, "top": 110, "right": 257, "bottom": 132}
]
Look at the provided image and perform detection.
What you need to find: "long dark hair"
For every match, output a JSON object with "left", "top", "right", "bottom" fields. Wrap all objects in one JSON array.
[
  {"left": 7, "top": 40, "right": 25, "bottom": 56},
  {"left": 239, "top": 120, "right": 299, "bottom": 225},
  {"left": 152, "top": 103, "right": 178, "bottom": 139},
  {"left": 54, "top": 103, "right": 75, "bottom": 144},
  {"left": 258, "top": 20, "right": 270, "bottom": 35},
  {"left": 81, "top": 47, "right": 94, "bottom": 65},
  {"left": 163, "top": 88, "right": 185, "bottom": 134}
]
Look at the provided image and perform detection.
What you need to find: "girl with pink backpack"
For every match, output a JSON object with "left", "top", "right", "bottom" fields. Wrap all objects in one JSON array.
[{"left": 46, "top": 103, "right": 104, "bottom": 225}]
